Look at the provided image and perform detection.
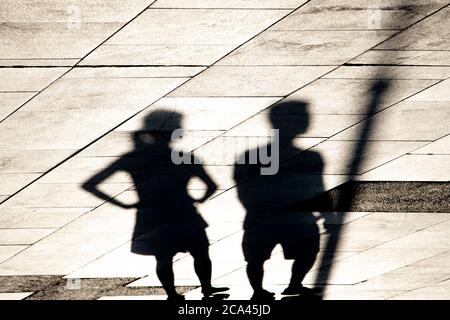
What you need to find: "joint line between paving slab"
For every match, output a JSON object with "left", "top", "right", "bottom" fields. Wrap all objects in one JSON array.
[
  {"left": 0, "top": 58, "right": 82, "bottom": 60},
  {"left": 344, "top": 63, "right": 450, "bottom": 67},
  {"left": 0, "top": 66, "right": 75, "bottom": 68},
  {"left": 323, "top": 77, "right": 448, "bottom": 81},
  {"left": 408, "top": 132, "right": 450, "bottom": 155},
  {"left": 148, "top": 7, "right": 295, "bottom": 11},
  {"left": 73, "top": 64, "right": 210, "bottom": 68},
  {"left": 0, "top": 65, "right": 208, "bottom": 68},
  {"left": 372, "top": 49, "right": 450, "bottom": 52},
  {"left": 0, "top": 91, "right": 38, "bottom": 93}
]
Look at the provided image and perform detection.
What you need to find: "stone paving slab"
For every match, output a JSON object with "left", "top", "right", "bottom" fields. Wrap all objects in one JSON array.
[
  {"left": 286, "top": 79, "right": 438, "bottom": 114},
  {"left": 376, "top": 230, "right": 450, "bottom": 250},
  {"left": 153, "top": 0, "right": 308, "bottom": 9},
  {"left": 413, "top": 251, "right": 450, "bottom": 267},
  {"left": 0, "top": 246, "right": 27, "bottom": 264},
  {"left": 106, "top": 9, "right": 291, "bottom": 46},
  {"left": 360, "top": 154, "right": 450, "bottom": 181},
  {"left": 376, "top": 6, "right": 450, "bottom": 50},
  {"left": 294, "top": 140, "right": 425, "bottom": 175},
  {"left": 0, "top": 173, "right": 40, "bottom": 196},
  {"left": 0, "top": 68, "right": 68, "bottom": 92},
  {"left": 411, "top": 135, "right": 450, "bottom": 154},
  {"left": 322, "top": 288, "right": 404, "bottom": 300},
  {"left": 331, "top": 101, "right": 450, "bottom": 141},
  {"left": 0, "top": 232, "right": 132, "bottom": 275},
  {"left": 65, "top": 240, "right": 159, "bottom": 278},
  {"left": 58, "top": 204, "right": 136, "bottom": 234},
  {"left": 66, "top": 66, "right": 205, "bottom": 78},
  {"left": 0, "top": 80, "right": 187, "bottom": 151},
  {"left": 0, "top": 150, "right": 76, "bottom": 174},
  {"left": 310, "top": 248, "right": 448, "bottom": 285},
  {"left": 0, "top": 59, "right": 81, "bottom": 67},
  {"left": 0, "top": 228, "right": 56, "bottom": 245},
  {"left": 389, "top": 279, "right": 450, "bottom": 300},
  {"left": 349, "top": 50, "right": 450, "bottom": 66},
  {"left": 3, "top": 182, "right": 131, "bottom": 208},
  {"left": 0, "top": 207, "right": 90, "bottom": 229},
  {"left": 0, "top": 92, "right": 35, "bottom": 121},
  {"left": 407, "top": 78, "right": 450, "bottom": 101},
  {"left": 270, "top": 0, "right": 448, "bottom": 31},
  {"left": 170, "top": 66, "right": 333, "bottom": 97},
  {"left": 81, "top": 7, "right": 291, "bottom": 66},
  {"left": 116, "top": 8, "right": 290, "bottom": 45},
  {"left": 324, "top": 66, "right": 450, "bottom": 80},
  {"left": 0, "top": 22, "right": 124, "bottom": 60},
  {"left": 354, "top": 265, "right": 450, "bottom": 291},
  {"left": 37, "top": 156, "right": 141, "bottom": 184},
  {"left": 24, "top": 75, "right": 187, "bottom": 114},
  {"left": 0, "top": 0, "right": 153, "bottom": 23},
  {"left": 158, "top": 97, "right": 280, "bottom": 130},
  {"left": 217, "top": 30, "right": 396, "bottom": 65},
  {"left": 80, "top": 45, "right": 236, "bottom": 66}
]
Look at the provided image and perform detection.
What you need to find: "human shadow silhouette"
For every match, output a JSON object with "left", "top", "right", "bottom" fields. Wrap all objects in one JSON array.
[
  {"left": 82, "top": 110, "right": 228, "bottom": 301},
  {"left": 234, "top": 101, "right": 332, "bottom": 301}
]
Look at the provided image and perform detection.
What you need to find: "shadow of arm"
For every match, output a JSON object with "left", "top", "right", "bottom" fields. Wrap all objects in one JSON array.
[
  {"left": 195, "top": 165, "right": 218, "bottom": 203},
  {"left": 82, "top": 160, "right": 135, "bottom": 209}
]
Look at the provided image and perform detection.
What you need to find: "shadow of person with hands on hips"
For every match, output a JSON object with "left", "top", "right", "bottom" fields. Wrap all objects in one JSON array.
[{"left": 82, "top": 110, "right": 228, "bottom": 301}]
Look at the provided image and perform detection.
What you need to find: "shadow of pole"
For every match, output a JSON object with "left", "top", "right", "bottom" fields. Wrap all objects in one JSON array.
[
  {"left": 312, "top": 0, "right": 416, "bottom": 293},
  {"left": 312, "top": 80, "right": 390, "bottom": 289}
]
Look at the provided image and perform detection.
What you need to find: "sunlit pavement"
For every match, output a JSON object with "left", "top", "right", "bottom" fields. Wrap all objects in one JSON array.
[{"left": 0, "top": 0, "right": 449, "bottom": 300}]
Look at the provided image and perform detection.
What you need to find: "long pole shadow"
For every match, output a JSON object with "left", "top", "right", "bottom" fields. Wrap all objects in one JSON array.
[
  {"left": 312, "top": 0, "right": 428, "bottom": 294},
  {"left": 312, "top": 80, "right": 389, "bottom": 289}
]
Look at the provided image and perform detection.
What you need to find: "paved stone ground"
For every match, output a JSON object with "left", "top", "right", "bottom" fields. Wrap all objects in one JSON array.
[{"left": 0, "top": 0, "right": 449, "bottom": 300}]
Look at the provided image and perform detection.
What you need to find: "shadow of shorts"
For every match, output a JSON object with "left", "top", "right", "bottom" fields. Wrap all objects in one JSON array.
[{"left": 242, "top": 220, "right": 320, "bottom": 261}]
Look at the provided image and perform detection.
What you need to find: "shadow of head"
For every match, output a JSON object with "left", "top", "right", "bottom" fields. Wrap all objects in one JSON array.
[
  {"left": 269, "top": 101, "right": 309, "bottom": 137},
  {"left": 132, "top": 109, "right": 183, "bottom": 148}
]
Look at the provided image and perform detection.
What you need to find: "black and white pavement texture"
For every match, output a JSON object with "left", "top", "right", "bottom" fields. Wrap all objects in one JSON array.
[{"left": 0, "top": 0, "right": 449, "bottom": 300}]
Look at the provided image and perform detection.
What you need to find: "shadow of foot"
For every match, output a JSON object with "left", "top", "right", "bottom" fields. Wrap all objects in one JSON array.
[
  {"left": 282, "top": 285, "right": 322, "bottom": 296},
  {"left": 250, "top": 290, "right": 276, "bottom": 302}
]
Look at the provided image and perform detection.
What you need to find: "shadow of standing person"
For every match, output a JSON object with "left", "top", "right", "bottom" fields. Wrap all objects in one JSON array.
[
  {"left": 234, "top": 101, "right": 332, "bottom": 301},
  {"left": 82, "top": 110, "right": 228, "bottom": 301}
]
